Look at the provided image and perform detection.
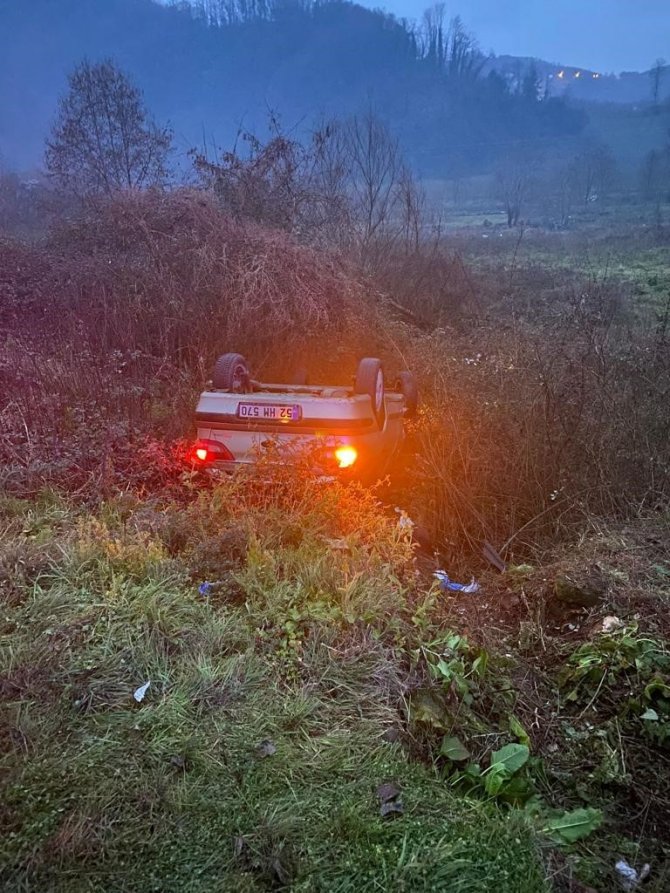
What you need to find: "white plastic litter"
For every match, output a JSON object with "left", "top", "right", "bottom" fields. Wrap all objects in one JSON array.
[
  {"left": 601, "top": 615, "right": 624, "bottom": 633},
  {"left": 615, "top": 860, "right": 650, "bottom": 891},
  {"left": 133, "top": 681, "right": 151, "bottom": 703}
]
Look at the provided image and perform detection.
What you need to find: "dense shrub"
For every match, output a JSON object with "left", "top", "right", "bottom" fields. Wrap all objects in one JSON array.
[
  {"left": 0, "top": 190, "right": 373, "bottom": 493},
  {"left": 403, "top": 283, "right": 670, "bottom": 563}
]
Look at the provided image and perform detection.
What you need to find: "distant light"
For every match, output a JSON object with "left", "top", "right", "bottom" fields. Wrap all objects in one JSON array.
[
  {"left": 574, "top": 71, "right": 581, "bottom": 78},
  {"left": 592, "top": 73, "right": 600, "bottom": 79},
  {"left": 557, "top": 70, "right": 565, "bottom": 79}
]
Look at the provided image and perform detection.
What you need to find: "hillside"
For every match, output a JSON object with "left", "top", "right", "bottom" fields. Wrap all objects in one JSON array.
[
  {"left": 488, "top": 55, "right": 670, "bottom": 105},
  {"left": 0, "top": 0, "right": 589, "bottom": 175}
]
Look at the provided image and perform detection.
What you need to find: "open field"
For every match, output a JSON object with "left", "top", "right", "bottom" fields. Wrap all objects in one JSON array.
[{"left": 430, "top": 206, "right": 670, "bottom": 318}]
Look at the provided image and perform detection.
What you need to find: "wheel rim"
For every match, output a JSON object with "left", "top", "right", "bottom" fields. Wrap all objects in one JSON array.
[
  {"left": 374, "top": 370, "right": 384, "bottom": 414},
  {"left": 232, "top": 363, "right": 247, "bottom": 390}
]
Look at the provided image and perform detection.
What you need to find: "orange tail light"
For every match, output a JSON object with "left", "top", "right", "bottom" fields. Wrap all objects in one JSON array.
[{"left": 334, "top": 445, "right": 358, "bottom": 469}]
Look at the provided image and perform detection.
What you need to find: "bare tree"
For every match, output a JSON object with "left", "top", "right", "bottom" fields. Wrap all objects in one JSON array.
[
  {"left": 419, "top": 8, "right": 484, "bottom": 81},
  {"left": 343, "top": 111, "right": 402, "bottom": 251},
  {"left": 650, "top": 58, "right": 667, "bottom": 111},
  {"left": 568, "top": 143, "right": 617, "bottom": 206},
  {"left": 193, "top": 110, "right": 426, "bottom": 261},
  {"left": 313, "top": 112, "right": 427, "bottom": 258},
  {"left": 45, "top": 60, "right": 173, "bottom": 197},
  {"left": 444, "top": 15, "right": 485, "bottom": 82},
  {"left": 421, "top": 4, "right": 446, "bottom": 70},
  {"left": 495, "top": 155, "right": 534, "bottom": 227},
  {"left": 192, "top": 114, "right": 352, "bottom": 242}
]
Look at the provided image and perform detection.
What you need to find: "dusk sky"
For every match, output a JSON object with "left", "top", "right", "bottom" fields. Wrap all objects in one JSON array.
[{"left": 360, "top": 0, "right": 670, "bottom": 73}]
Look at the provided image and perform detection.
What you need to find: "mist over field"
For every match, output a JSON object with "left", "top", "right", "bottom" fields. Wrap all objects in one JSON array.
[{"left": 1, "top": 3, "right": 669, "bottom": 892}]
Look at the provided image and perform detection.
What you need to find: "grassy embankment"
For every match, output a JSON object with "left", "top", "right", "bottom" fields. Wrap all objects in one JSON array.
[
  {"left": 2, "top": 477, "right": 549, "bottom": 892},
  {"left": 2, "top": 469, "right": 669, "bottom": 892},
  {"left": 1, "top": 191, "right": 669, "bottom": 891}
]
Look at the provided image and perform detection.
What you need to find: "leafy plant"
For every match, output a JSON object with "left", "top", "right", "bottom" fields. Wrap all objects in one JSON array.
[
  {"left": 561, "top": 626, "right": 668, "bottom": 695},
  {"left": 543, "top": 807, "right": 603, "bottom": 845},
  {"left": 440, "top": 736, "right": 471, "bottom": 762},
  {"left": 482, "top": 744, "right": 530, "bottom": 797},
  {"left": 446, "top": 740, "right": 535, "bottom": 805},
  {"left": 418, "top": 633, "right": 491, "bottom": 708}
]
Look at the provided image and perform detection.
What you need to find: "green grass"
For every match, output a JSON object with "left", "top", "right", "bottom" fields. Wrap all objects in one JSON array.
[
  {"left": 445, "top": 214, "right": 670, "bottom": 319},
  {"left": 2, "top": 480, "right": 669, "bottom": 892},
  {"left": 0, "top": 487, "right": 548, "bottom": 893}
]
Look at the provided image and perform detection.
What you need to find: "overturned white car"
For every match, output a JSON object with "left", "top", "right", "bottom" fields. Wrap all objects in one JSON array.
[{"left": 190, "top": 353, "right": 418, "bottom": 480}]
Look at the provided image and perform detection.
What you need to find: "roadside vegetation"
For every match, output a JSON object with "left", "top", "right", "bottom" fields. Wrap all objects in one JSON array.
[{"left": 1, "top": 57, "right": 669, "bottom": 893}]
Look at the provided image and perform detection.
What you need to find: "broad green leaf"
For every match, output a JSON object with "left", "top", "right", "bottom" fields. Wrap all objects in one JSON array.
[
  {"left": 490, "top": 743, "right": 529, "bottom": 775},
  {"left": 483, "top": 767, "right": 506, "bottom": 797},
  {"left": 509, "top": 715, "right": 531, "bottom": 748},
  {"left": 472, "top": 651, "right": 488, "bottom": 678},
  {"left": 440, "top": 736, "right": 471, "bottom": 762},
  {"left": 544, "top": 807, "right": 603, "bottom": 844},
  {"left": 644, "top": 679, "right": 670, "bottom": 699},
  {"left": 435, "top": 658, "right": 454, "bottom": 681},
  {"left": 497, "top": 773, "right": 535, "bottom": 804},
  {"left": 641, "top": 708, "right": 659, "bottom": 721}
]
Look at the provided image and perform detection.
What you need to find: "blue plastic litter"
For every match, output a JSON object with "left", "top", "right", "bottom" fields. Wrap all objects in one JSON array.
[
  {"left": 198, "top": 581, "right": 213, "bottom": 596},
  {"left": 433, "top": 571, "right": 480, "bottom": 594}
]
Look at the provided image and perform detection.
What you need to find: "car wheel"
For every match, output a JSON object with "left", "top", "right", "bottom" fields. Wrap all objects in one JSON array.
[
  {"left": 354, "top": 357, "right": 385, "bottom": 425},
  {"left": 397, "top": 371, "right": 419, "bottom": 419},
  {"left": 212, "top": 353, "right": 251, "bottom": 391}
]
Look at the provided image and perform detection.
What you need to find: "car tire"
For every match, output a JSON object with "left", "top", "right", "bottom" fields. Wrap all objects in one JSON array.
[
  {"left": 397, "top": 371, "right": 419, "bottom": 419},
  {"left": 354, "top": 357, "right": 385, "bottom": 425},
  {"left": 212, "top": 353, "right": 251, "bottom": 391}
]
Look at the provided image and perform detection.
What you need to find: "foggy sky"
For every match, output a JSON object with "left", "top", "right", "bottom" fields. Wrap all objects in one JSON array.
[{"left": 363, "top": 0, "right": 669, "bottom": 73}]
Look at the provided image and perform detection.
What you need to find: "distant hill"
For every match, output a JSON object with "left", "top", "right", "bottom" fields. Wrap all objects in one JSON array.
[
  {"left": 486, "top": 55, "right": 670, "bottom": 105},
  {"left": 0, "top": 0, "right": 661, "bottom": 177}
]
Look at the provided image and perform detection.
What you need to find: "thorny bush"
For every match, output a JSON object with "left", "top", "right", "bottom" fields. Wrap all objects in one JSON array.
[{"left": 1, "top": 189, "right": 669, "bottom": 568}]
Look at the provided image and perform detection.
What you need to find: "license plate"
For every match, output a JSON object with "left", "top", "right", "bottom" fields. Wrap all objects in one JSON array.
[{"left": 237, "top": 402, "right": 302, "bottom": 421}]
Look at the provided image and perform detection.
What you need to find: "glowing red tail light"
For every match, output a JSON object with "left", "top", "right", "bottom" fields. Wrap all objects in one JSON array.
[{"left": 189, "top": 439, "right": 234, "bottom": 465}]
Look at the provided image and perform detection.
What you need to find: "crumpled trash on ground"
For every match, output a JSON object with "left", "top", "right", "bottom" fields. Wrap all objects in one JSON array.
[
  {"left": 434, "top": 571, "right": 480, "bottom": 594},
  {"left": 133, "top": 681, "right": 151, "bottom": 703},
  {"left": 394, "top": 507, "right": 415, "bottom": 532},
  {"left": 601, "top": 615, "right": 624, "bottom": 633},
  {"left": 255, "top": 739, "right": 277, "bottom": 759},
  {"left": 615, "top": 860, "right": 650, "bottom": 891},
  {"left": 376, "top": 781, "right": 403, "bottom": 818},
  {"left": 198, "top": 580, "right": 227, "bottom": 596}
]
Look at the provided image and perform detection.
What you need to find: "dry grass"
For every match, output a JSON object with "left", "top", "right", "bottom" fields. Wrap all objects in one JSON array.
[{"left": 397, "top": 277, "right": 670, "bottom": 567}]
